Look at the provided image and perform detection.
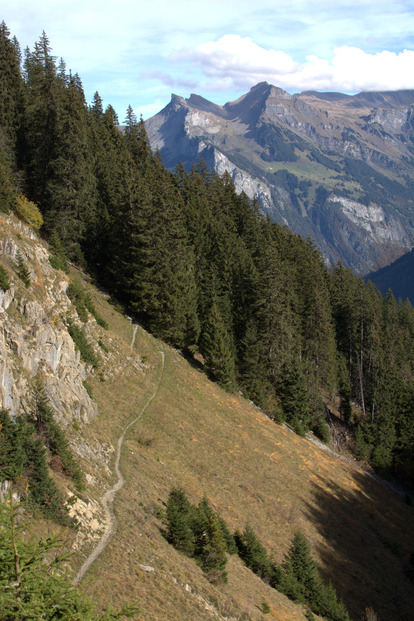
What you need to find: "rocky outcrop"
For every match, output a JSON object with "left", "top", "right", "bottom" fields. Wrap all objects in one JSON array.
[{"left": 0, "top": 214, "right": 97, "bottom": 424}]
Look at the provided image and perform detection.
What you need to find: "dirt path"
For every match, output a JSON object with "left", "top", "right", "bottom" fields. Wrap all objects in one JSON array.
[
  {"left": 73, "top": 349, "right": 165, "bottom": 585},
  {"left": 130, "top": 324, "right": 138, "bottom": 349}
]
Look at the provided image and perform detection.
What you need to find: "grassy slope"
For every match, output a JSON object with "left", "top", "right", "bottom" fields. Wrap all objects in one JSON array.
[{"left": 66, "top": 280, "right": 414, "bottom": 621}]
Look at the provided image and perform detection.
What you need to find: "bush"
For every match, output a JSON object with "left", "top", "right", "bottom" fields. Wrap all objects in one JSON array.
[
  {"left": 15, "top": 250, "right": 31, "bottom": 287},
  {"left": 66, "top": 317, "right": 99, "bottom": 368},
  {"left": 15, "top": 194, "right": 43, "bottom": 229},
  {"left": 0, "top": 264, "right": 10, "bottom": 291},
  {"left": 33, "top": 384, "right": 85, "bottom": 492},
  {"left": 67, "top": 279, "right": 108, "bottom": 328}
]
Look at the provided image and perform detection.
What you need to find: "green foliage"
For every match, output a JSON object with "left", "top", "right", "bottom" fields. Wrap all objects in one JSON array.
[
  {"left": 98, "top": 338, "right": 109, "bottom": 353},
  {"left": 192, "top": 496, "right": 228, "bottom": 583},
  {"left": 165, "top": 487, "right": 195, "bottom": 556},
  {"left": 66, "top": 317, "right": 99, "bottom": 368},
  {"left": 200, "top": 298, "right": 236, "bottom": 392},
  {"left": 234, "top": 525, "right": 350, "bottom": 621},
  {"left": 0, "top": 408, "right": 74, "bottom": 525},
  {"left": 15, "top": 194, "right": 43, "bottom": 229},
  {"left": 0, "top": 264, "right": 10, "bottom": 291},
  {"left": 235, "top": 524, "right": 273, "bottom": 581},
  {"left": 1, "top": 21, "right": 414, "bottom": 484},
  {"left": 279, "top": 532, "right": 350, "bottom": 621},
  {"left": 48, "top": 230, "right": 69, "bottom": 272},
  {"left": 67, "top": 280, "right": 89, "bottom": 322},
  {"left": 15, "top": 250, "right": 31, "bottom": 287},
  {"left": 32, "top": 383, "right": 85, "bottom": 491},
  {"left": 164, "top": 489, "right": 230, "bottom": 583},
  {"left": 0, "top": 161, "right": 17, "bottom": 213},
  {"left": 0, "top": 409, "right": 27, "bottom": 481},
  {"left": 0, "top": 494, "right": 139, "bottom": 619},
  {"left": 66, "top": 279, "right": 108, "bottom": 328}
]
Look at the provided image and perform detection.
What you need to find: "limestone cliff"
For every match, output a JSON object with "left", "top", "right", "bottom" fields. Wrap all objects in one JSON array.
[{"left": 0, "top": 213, "right": 97, "bottom": 425}]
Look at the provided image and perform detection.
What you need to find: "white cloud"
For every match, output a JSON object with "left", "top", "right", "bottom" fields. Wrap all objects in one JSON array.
[{"left": 171, "top": 35, "right": 414, "bottom": 94}]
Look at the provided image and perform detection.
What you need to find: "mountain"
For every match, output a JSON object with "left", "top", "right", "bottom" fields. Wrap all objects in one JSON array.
[
  {"left": 2, "top": 212, "right": 414, "bottom": 621},
  {"left": 366, "top": 246, "right": 414, "bottom": 303},
  {"left": 146, "top": 82, "right": 414, "bottom": 275}
]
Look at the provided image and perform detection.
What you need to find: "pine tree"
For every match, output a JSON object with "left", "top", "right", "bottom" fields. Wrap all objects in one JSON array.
[
  {"left": 279, "top": 358, "right": 310, "bottom": 435},
  {"left": 0, "top": 21, "right": 24, "bottom": 169},
  {"left": 23, "top": 32, "right": 62, "bottom": 208},
  {"left": 200, "top": 296, "right": 235, "bottom": 391},
  {"left": 192, "top": 497, "right": 228, "bottom": 583},
  {"left": 281, "top": 531, "right": 323, "bottom": 608},
  {"left": 32, "top": 383, "right": 84, "bottom": 490},
  {"left": 15, "top": 250, "right": 31, "bottom": 287},
  {"left": 0, "top": 495, "right": 138, "bottom": 619},
  {"left": 0, "top": 410, "right": 27, "bottom": 481},
  {"left": 45, "top": 72, "right": 97, "bottom": 260},
  {"left": 235, "top": 523, "right": 273, "bottom": 581},
  {"left": 165, "top": 487, "right": 195, "bottom": 556}
]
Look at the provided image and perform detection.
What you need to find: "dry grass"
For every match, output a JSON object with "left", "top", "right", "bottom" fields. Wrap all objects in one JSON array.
[{"left": 51, "top": 280, "right": 414, "bottom": 621}]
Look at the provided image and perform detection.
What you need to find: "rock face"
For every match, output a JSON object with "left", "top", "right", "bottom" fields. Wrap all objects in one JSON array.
[
  {"left": 146, "top": 82, "right": 414, "bottom": 274},
  {"left": 0, "top": 214, "right": 97, "bottom": 424}
]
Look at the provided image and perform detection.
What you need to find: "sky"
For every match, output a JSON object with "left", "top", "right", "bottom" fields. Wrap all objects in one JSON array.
[{"left": 3, "top": 0, "right": 414, "bottom": 120}]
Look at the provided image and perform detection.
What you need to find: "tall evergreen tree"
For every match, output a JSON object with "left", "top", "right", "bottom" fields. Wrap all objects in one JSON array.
[{"left": 165, "top": 487, "right": 195, "bottom": 556}]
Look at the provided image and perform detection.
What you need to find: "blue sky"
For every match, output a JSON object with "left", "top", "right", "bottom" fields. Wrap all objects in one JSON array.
[{"left": 3, "top": 0, "right": 414, "bottom": 120}]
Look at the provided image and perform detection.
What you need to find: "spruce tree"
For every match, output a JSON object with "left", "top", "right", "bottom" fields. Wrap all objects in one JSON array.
[
  {"left": 200, "top": 296, "right": 235, "bottom": 391},
  {"left": 15, "top": 250, "right": 31, "bottom": 287},
  {"left": 279, "top": 358, "right": 310, "bottom": 436},
  {"left": 0, "top": 21, "right": 24, "bottom": 169},
  {"left": 165, "top": 487, "right": 195, "bottom": 556},
  {"left": 235, "top": 523, "right": 273, "bottom": 581},
  {"left": 0, "top": 495, "right": 138, "bottom": 619},
  {"left": 281, "top": 531, "right": 323, "bottom": 607},
  {"left": 192, "top": 497, "right": 228, "bottom": 583}
]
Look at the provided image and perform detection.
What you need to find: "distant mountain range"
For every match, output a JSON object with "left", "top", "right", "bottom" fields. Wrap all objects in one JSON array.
[{"left": 146, "top": 82, "right": 414, "bottom": 275}]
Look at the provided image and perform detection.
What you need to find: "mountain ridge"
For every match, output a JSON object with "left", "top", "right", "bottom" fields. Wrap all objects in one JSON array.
[{"left": 146, "top": 82, "right": 414, "bottom": 275}]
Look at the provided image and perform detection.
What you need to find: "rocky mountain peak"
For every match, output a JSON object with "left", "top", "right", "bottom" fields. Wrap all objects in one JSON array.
[{"left": 146, "top": 82, "right": 414, "bottom": 274}]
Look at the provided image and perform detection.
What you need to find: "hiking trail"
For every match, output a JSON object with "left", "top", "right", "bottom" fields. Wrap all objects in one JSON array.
[{"left": 73, "top": 348, "right": 165, "bottom": 585}]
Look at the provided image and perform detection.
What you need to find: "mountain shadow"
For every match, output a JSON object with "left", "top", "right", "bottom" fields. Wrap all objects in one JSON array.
[{"left": 303, "top": 468, "right": 414, "bottom": 620}]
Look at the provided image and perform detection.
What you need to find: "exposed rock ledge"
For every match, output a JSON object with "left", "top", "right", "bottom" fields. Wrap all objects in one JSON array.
[{"left": 0, "top": 214, "right": 97, "bottom": 424}]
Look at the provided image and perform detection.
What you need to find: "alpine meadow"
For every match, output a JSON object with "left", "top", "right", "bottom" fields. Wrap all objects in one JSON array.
[{"left": 1, "top": 22, "right": 414, "bottom": 621}]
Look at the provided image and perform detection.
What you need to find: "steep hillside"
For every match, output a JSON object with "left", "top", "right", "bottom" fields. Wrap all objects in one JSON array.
[
  {"left": 366, "top": 247, "right": 414, "bottom": 304},
  {"left": 2, "top": 215, "right": 414, "bottom": 621},
  {"left": 146, "top": 82, "right": 414, "bottom": 275}
]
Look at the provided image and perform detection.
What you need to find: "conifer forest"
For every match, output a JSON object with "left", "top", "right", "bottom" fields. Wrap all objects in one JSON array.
[{"left": 1, "top": 22, "right": 414, "bottom": 489}]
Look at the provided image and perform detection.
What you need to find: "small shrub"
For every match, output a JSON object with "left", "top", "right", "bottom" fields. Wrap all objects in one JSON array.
[
  {"left": 66, "top": 317, "right": 99, "bottom": 368},
  {"left": 66, "top": 280, "right": 89, "bottom": 322},
  {"left": 98, "top": 338, "right": 109, "bottom": 353},
  {"left": 67, "top": 279, "right": 108, "bottom": 328},
  {"left": 0, "top": 265, "right": 10, "bottom": 291},
  {"left": 15, "top": 250, "right": 31, "bottom": 287},
  {"left": 15, "top": 194, "right": 43, "bottom": 229},
  {"left": 82, "top": 380, "right": 94, "bottom": 399},
  {"left": 312, "top": 419, "right": 330, "bottom": 443}
]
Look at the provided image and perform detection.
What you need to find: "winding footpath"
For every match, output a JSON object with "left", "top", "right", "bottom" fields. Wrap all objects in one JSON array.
[{"left": 73, "top": 348, "right": 165, "bottom": 585}]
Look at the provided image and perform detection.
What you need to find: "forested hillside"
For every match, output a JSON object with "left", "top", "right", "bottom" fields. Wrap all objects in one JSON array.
[{"left": 1, "top": 22, "right": 414, "bottom": 485}]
